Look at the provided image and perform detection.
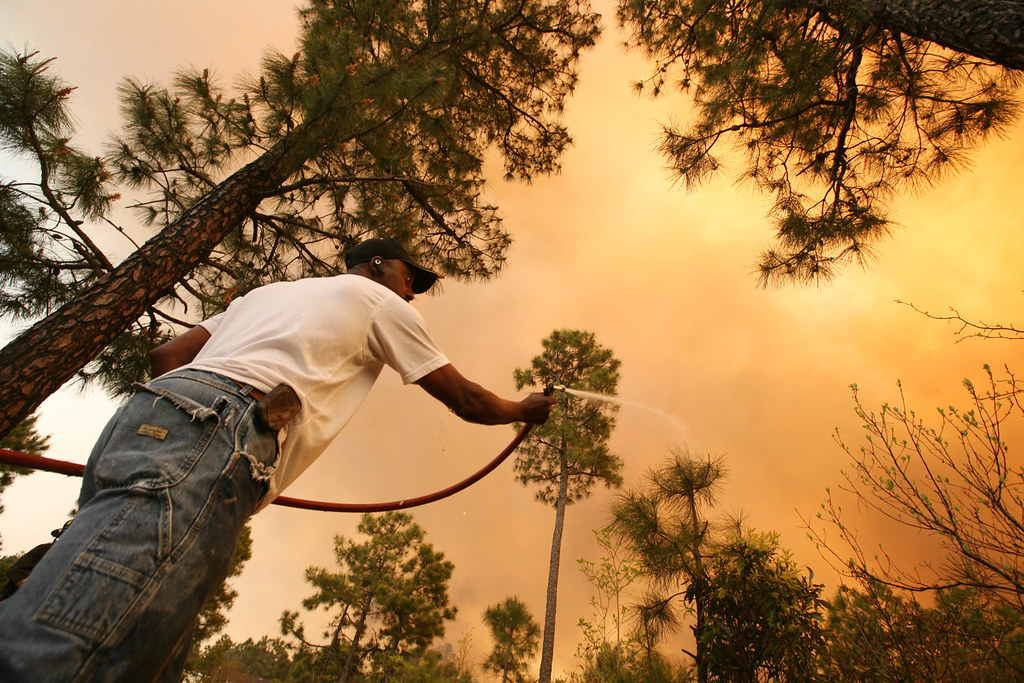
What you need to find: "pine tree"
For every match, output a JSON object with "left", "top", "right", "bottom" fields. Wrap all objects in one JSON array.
[
  {"left": 609, "top": 450, "right": 726, "bottom": 683},
  {"left": 513, "top": 329, "right": 623, "bottom": 683},
  {"left": 280, "top": 511, "right": 456, "bottom": 682},
  {"left": 483, "top": 596, "right": 541, "bottom": 683},
  {"left": 611, "top": 452, "right": 829, "bottom": 681},
  {"left": 616, "top": 0, "right": 1023, "bottom": 283}
]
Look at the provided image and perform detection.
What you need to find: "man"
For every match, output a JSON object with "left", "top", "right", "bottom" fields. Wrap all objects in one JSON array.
[{"left": 0, "top": 237, "right": 554, "bottom": 682}]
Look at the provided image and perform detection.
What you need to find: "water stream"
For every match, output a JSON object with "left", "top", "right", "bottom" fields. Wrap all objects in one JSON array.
[{"left": 561, "top": 388, "right": 689, "bottom": 437}]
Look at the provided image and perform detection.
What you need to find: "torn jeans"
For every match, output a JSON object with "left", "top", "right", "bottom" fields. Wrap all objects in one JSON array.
[{"left": 0, "top": 369, "right": 279, "bottom": 682}]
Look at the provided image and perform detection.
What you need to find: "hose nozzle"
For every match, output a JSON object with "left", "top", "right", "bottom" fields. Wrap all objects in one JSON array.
[{"left": 543, "top": 383, "right": 567, "bottom": 396}]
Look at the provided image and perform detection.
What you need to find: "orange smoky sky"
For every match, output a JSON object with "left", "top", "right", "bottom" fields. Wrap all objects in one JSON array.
[{"left": 3, "top": 0, "right": 1024, "bottom": 678}]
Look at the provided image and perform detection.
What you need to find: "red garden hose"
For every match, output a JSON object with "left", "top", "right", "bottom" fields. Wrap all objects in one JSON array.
[{"left": 0, "top": 423, "right": 533, "bottom": 513}]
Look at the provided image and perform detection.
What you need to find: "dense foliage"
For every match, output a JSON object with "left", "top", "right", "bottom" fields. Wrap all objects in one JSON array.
[
  {"left": 610, "top": 451, "right": 825, "bottom": 682},
  {"left": 279, "top": 512, "right": 457, "bottom": 681}
]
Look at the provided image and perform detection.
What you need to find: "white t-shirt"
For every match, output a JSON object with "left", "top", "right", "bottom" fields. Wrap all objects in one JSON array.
[{"left": 185, "top": 274, "right": 449, "bottom": 508}]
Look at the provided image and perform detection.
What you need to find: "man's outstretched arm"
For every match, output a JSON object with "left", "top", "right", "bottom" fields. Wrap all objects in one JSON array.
[{"left": 416, "top": 364, "right": 554, "bottom": 425}]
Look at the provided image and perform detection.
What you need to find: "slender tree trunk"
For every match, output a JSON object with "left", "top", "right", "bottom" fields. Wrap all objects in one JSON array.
[
  {"left": 687, "top": 496, "right": 708, "bottom": 683},
  {"left": 0, "top": 124, "right": 317, "bottom": 437},
  {"left": 810, "top": 0, "right": 1024, "bottom": 70},
  {"left": 340, "top": 591, "right": 375, "bottom": 683},
  {"left": 538, "top": 454, "right": 570, "bottom": 683}
]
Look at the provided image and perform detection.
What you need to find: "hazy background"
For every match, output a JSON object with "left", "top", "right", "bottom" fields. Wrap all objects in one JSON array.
[{"left": 3, "top": 1, "right": 1023, "bottom": 677}]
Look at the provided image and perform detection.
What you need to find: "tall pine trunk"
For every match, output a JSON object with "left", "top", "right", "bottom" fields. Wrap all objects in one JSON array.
[
  {"left": 687, "top": 494, "right": 709, "bottom": 683},
  {"left": 538, "top": 453, "right": 570, "bottom": 683},
  {"left": 811, "top": 0, "right": 1024, "bottom": 69},
  {"left": 0, "top": 125, "right": 316, "bottom": 437}
]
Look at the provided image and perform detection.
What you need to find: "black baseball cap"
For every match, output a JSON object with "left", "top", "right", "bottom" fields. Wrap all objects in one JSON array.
[{"left": 344, "top": 237, "right": 441, "bottom": 293}]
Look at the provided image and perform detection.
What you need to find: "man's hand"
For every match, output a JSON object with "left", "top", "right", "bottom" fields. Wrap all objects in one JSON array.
[{"left": 519, "top": 392, "right": 556, "bottom": 425}]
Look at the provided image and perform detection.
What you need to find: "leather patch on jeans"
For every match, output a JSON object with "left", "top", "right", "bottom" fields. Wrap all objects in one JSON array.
[{"left": 137, "top": 424, "right": 169, "bottom": 440}]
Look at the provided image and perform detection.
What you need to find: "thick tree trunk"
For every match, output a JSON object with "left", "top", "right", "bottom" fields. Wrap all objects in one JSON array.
[
  {"left": 538, "top": 455, "right": 570, "bottom": 683},
  {"left": 0, "top": 126, "right": 314, "bottom": 437},
  {"left": 814, "top": 0, "right": 1024, "bottom": 70}
]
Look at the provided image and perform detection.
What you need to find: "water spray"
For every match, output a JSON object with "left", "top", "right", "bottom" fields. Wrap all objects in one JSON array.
[{"left": 544, "top": 382, "right": 689, "bottom": 436}]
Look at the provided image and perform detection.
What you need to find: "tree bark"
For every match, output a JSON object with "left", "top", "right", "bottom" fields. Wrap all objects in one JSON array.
[
  {"left": 813, "top": 0, "right": 1024, "bottom": 70},
  {"left": 538, "top": 454, "right": 570, "bottom": 683},
  {"left": 0, "top": 125, "right": 314, "bottom": 437}
]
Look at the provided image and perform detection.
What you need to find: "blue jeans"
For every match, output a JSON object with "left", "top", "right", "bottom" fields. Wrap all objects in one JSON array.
[{"left": 0, "top": 370, "right": 278, "bottom": 682}]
